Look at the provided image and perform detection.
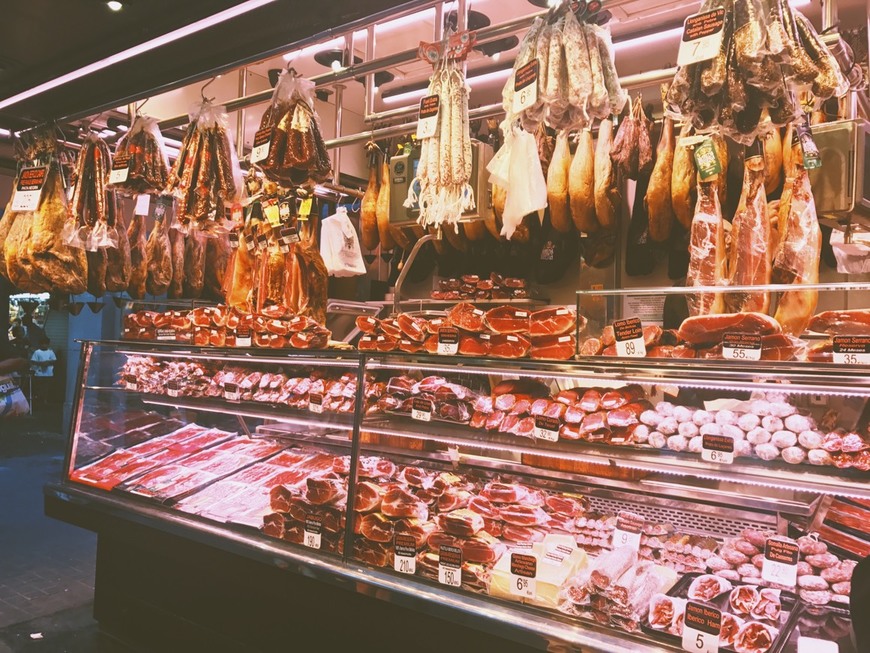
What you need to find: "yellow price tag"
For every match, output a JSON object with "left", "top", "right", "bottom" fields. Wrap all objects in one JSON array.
[
  {"left": 264, "top": 203, "right": 281, "bottom": 226},
  {"left": 299, "top": 198, "right": 313, "bottom": 218}
]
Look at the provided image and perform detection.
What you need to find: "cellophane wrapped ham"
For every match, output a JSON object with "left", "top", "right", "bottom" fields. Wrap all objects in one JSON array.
[
  {"left": 686, "top": 177, "right": 727, "bottom": 316},
  {"left": 772, "top": 132, "right": 821, "bottom": 335},
  {"left": 110, "top": 115, "right": 170, "bottom": 193},
  {"left": 665, "top": 0, "right": 849, "bottom": 144},
  {"left": 256, "top": 71, "right": 331, "bottom": 186},
  {"left": 406, "top": 58, "right": 476, "bottom": 231},
  {"left": 165, "top": 100, "right": 242, "bottom": 233}
]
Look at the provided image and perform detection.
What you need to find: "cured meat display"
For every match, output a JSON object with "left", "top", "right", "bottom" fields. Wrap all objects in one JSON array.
[
  {"left": 109, "top": 115, "right": 170, "bottom": 194},
  {"left": 645, "top": 115, "right": 676, "bottom": 242},
  {"left": 357, "top": 304, "right": 579, "bottom": 360},
  {"left": 665, "top": 0, "right": 849, "bottom": 143},
  {"left": 685, "top": 178, "right": 727, "bottom": 316},
  {"left": 430, "top": 273, "right": 528, "bottom": 301},
  {"left": 611, "top": 95, "right": 653, "bottom": 181},
  {"left": 360, "top": 144, "right": 380, "bottom": 251},
  {"left": 122, "top": 304, "right": 330, "bottom": 350},
  {"left": 255, "top": 71, "right": 331, "bottom": 185}
]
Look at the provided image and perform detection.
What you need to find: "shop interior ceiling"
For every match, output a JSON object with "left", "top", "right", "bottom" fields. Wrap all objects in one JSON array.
[{"left": 0, "top": 0, "right": 866, "bottom": 175}]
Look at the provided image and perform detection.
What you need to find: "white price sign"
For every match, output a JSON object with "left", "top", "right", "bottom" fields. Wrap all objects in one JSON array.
[
  {"left": 677, "top": 8, "right": 726, "bottom": 67},
  {"left": 798, "top": 637, "right": 838, "bottom": 653},
  {"left": 134, "top": 194, "right": 151, "bottom": 216},
  {"left": 250, "top": 128, "right": 272, "bottom": 163},
  {"left": 512, "top": 59, "right": 539, "bottom": 113},
  {"left": 613, "top": 511, "right": 643, "bottom": 552},
  {"left": 304, "top": 516, "right": 322, "bottom": 550},
  {"left": 613, "top": 317, "right": 646, "bottom": 358},
  {"left": 438, "top": 545, "right": 462, "bottom": 587},
  {"left": 11, "top": 166, "right": 48, "bottom": 212},
  {"left": 762, "top": 540, "right": 799, "bottom": 587},
  {"left": 701, "top": 434, "right": 734, "bottom": 464},
  {"left": 509, "top": 553, "right": 537, "bottom": 600},
  {"left": 533, "top": 415, "right": 560, "bottom": 442},
  {"left": 437, "top": 327, "right": 459, "bottom": 355},
  {"left": 223, "top": 382, "right": 240, "bottom": 403},
  {"left": 832, "top": 336, "right": 870, "bottom": 364},
  {"left": 394, "top": 534, "right": 417, "bottom": 575},
  {"left": 308, "top": 394, "right": 324, "bottom": 414},
  {"left": 416, "top": 95, "right": 440, "bottom": 140},
  {"left": 411, "top": 397, "right": 433, "bottom": 422},
  {"left": 108, "top": 156, "right": 130, "bottom": 185},
  {"left": 722, "top": 333, "right": 762, "bottom": 361},
  {"left": 682, "top": 602, "right": 721, "bottom": 653}
]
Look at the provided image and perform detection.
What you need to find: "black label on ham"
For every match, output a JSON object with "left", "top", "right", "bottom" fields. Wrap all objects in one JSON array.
[
  {"left": 685, "top": 601, "right": 721, "bottom": 635},
  {"left": 439, "top": 545, "right": 462, "bottom": 568},
  {"left": 394, "top": 534, "right": 417, "bottom": 558},
  {"left": 16, "top": 166, "right": 47, "bottom": 192},
  {"left": 438, "top": 327, "right": 459, "bottom": 345},
  {"left": 534, "top": 415, "right": 560, "bottom": 432},
  {"left": 833, "top": 335, "right": 870, "bottom": 354}
]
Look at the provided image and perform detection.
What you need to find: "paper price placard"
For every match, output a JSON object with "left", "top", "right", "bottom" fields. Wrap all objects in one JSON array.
[
  {"left": 722, "top": 333, "right": 762, "bottom": 361},
  {"left": 393, "top": 534, "right": 417, "bottom": 575},
  {"left": 682, "top": 601, "right": 721, "bottom": 653},
  {"left": 438, "top": 545, "right": 462, "bottom": 587},
  {"left": 437, "top": 327, "right": 459, "bottom": 355},
  {"left": 533, "top": 415, "right": 560, "bottom": 442},
  {"left": 11, "top": 166, "right": 48, "bottom": 212},
  {"left": 701, "top": 434, "right": 734, "bottom": 464},
  {"left": 411, "top": 397, "right": 433, "bottom": 422},
  {"left": 762, "top": 539, "right": 799, "bottom": 587},
  {"left": 832, "top": 335, "right": 870, "bottom": 364},
  {"left": 512, "top": 59, "right": 539, "bottom": 113},
  {"left": 613, "top": 511, "right": 643, "bottom": 552},
  {"left": 251, "top": 128, "right": 272, "bottom": 163},
  {"left": 108, "top": 155, "right": 130, "bottom": 185},
  {"left": 613, "top": 317, "right": 646, "bottom": 357},
  {"left": 677, "top": 8, "right": 726, "bottom": 66},
  {"left": 304, "top": 515, "right": 322, "bottom": 550},
  {"left": 223, "top": 382, "right": 240, "bottom": 403},
  {"left": 509, "top": 552, "right": 537, "bottom": 599},
  {"left": 308, "top": 393, "right": 324, "bottom": 414},
  {"left": 416, "top": 95, "right": 440, "bottom": 140}
]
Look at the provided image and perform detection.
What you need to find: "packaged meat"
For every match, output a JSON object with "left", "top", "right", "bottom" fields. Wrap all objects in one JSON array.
[
  {"left": 678, "top": 312, "right": 781, "bottom": 346},
  {"left": 688, "top": 574, "right": 733, "bottom": 601},
  {"left": 686, "top": 179, "right": 727, "bottom": 316}
]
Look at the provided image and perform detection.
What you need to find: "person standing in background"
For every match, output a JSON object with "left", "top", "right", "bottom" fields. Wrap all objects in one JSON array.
[{"left": 30, "top": 337, "right": 56, "bottom": 405}]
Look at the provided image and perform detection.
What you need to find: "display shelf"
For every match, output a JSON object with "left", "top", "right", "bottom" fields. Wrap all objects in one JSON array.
[{"left": 45, "top": 482, "right": 676, "bottom": 653}]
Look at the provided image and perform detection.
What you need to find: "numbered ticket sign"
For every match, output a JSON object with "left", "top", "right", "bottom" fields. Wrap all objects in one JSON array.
[
  {"left": 721, "top": 333, "right": 762, "bottom": 361},
  {"left": 416, "top": 95, "right": 440, "bottom": 140},
  {"left": 512, "top": 59, "right": 539, "bottom": 113},
  {"left": 308, "top": 393, "right": 324, "bottom": 414},
  {"left": 134, "top": 194, "right": 151, "bottom": 217},
  {"left": 613, "top": 511, "right": 643, "bottom": 552},
  {"left": 251, "top": 127, "right": 272, "bottom": 163},
  {"left": 613, "top": 317, "right": 646, "bottom": 358},
  {"left": 11, "top": 166, "right": 48, "bottom": 212},
  {"left": 438, "top": 545, "right": 462, "bottom": 587},
  {"left": 393, "top": 534, "right": 417, "bottom": 575},
  {"left": 223, "top": 382, "right": 240, "bottom": 403},
  {"left": 166, "top": 380, "right": 181, "bottom": 398},
  {"left": 437, "top": 327, "right": 459, "bottom": 355},
  {"left": 797, "top": 637, "right": 838, "bottom": 653},
  {"left": 303, "top": 515, "right": 322, "bottom": 550},
  {"left": 762, "top": 539, "right": 799, "bottom": 587},
  {"left": 109, "top": 154, "right": 131, "bottom": 185},
  {"left": 235, "top": 328, "right": 252, "bottom": 348},
  {"left": 701, "top": 434, "right": 734, "bottom": 464},
  {"left": 832, "top": 336, "right": 870, "bottom": 364},
  {"left": 156, "top": 327, "right": 176, "bottom": 342},
  {"left": 677, "top": 8, "right": 726, "bottom": 66},
  {"left": 411, "top": 397, "right": 433, "bottom": 422},
  {"left": 509, "top": 552, "right": 537, "bottom": 600},
  {"left": 533, "top": 415, "right": 560, "bottom": 442},
  {"left": 682, "top": 601, "right": 721, "bottom": 653}
]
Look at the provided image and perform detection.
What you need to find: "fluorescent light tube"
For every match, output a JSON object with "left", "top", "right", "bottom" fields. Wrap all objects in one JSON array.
[
  {"left": 0, "top": 0, "right": 276, "bottom": 111},
  {"left": 383, "top": 67, "right": 512, "bottom": 105},
  {"left": 613, "top": 26, "right": 684, "bottom": 51}
]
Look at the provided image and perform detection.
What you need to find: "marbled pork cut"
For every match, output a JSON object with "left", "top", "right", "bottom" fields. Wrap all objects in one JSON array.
[
  {"left": 530, "top": 334, "right": 576, "bottom": 360},
  {"left": 484, "top": 306, "right": 531, "bottom": 334},
  {"left": 530, "top": 307, "right": 577, "bottom": 336}
]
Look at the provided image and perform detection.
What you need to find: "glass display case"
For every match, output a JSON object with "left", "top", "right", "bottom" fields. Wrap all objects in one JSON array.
[{"left": 51, "top": 340, "right": 866, "bottom": 653}]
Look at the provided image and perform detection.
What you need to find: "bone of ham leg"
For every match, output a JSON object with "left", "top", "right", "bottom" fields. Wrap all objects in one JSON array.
[{"left": 726, "top": 143, "right": 771, "bottom": 313}]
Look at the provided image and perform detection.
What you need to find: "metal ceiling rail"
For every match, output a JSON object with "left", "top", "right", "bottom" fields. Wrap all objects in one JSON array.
[{"left": 156, "top": 6, "right": 549, "bottom": 131}]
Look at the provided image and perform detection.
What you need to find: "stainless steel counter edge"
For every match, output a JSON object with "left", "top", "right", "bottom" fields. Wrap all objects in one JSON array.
[{"left": 45, "top": 483, "right": 678, "bottom": 653}]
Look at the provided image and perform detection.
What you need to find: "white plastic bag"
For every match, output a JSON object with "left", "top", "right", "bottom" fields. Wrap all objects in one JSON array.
[
  {"left": 320, "top": 207, "right": 366, "bottom": 277},
  {"left": 501, "top": 128, "right": 547, "bottom": 239},
  {"left": 0, "top": 375, "right": 29, "bottom": 417}
]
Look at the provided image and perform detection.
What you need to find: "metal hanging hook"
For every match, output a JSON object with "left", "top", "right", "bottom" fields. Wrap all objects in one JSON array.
[
  {"left": 135, "top": 96, "right": 150, "bottom": 116},
  {"left": 200, "top": 76, "right": 217, "bottom": 103}
]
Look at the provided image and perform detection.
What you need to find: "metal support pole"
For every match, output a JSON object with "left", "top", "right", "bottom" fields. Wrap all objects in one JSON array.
[
  {"left": 393, "top": 233, "right": 436, "bottom": 315},
  {"left": 822, "top": 0, "right": 837, "bottom": 31},
  {"left": 364, "top": 25, "right": 376, "bottom": 120},
  {"left": 236, "top": 67, "right": 247, "bottom": 160},
  {"left": 333, "top": 84, "right": 345, "bottom": 186}
]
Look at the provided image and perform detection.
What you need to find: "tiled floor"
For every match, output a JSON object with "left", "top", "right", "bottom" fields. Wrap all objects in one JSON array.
[{"left": 0, "top": 412, "right": 97, "bottom": 636}]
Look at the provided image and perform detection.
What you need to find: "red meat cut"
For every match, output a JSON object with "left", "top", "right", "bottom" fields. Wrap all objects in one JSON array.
[
  {"left": 484, "top": 306, "right": 531, "bottom": 334},
  {"left": 530, "top": 334, "right": 576, "bottom": 360},
  {"left": 439, "top": 509, "right": 485, "bottom": 537},
  {"left": 481, "top": 482, "right": 530, "bottom": 504},
  {"left": 382, "top": 485, "right": 429, "bottom": 520},
  {"left": 499, "top": 504, "right": 550, "bottom": 526},
  {"left": 468, "top": 495, "right": 501, "bottom": 519},
  {"left": 397, "top": 314, "right": 427, "bottom": 342},
  {"left": 529, "top": 307, "right": 578, "bottom": 337},
  {"left": 489, "top": 333, "right": 531, "bottom": 358},
  {"left": 359, "top": 513, "right": 395, "bottom": 543},
  {"left": 353, "top": 481, "right": 385, "bottom": 513},
  {"left": 305, "top": 476, "right": 347, "bottom": 506},
  {"left": 447, "top": 303, "right": 486, "bottom": 332}
]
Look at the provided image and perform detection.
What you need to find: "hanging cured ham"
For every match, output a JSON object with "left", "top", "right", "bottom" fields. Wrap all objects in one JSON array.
[
  {"left": 686, "top": 178, "right": 727, "bottom": 316},
  {"left": 109, "top": 115, "right": 169, "bottom": 194},
  {"left": 725, "top": 142, "right": 772, "bottom": 313},
  {"left": 547, "top": 131, "right": 573, "bottom": 233},
  {"left": 569, "top": 129, "right": 597, "bottom": 233},
  {"left": 671, "top": 124, "right": 697, "bottom": 231},
  {"left": 593, "top": 118, "right": 620, "bottom": 231},
  {"left": 360, "top": 145, "right": 380, "bottom": 250},
  {"left": 646, "top": 116, "right": 676, "bottom": 242}
]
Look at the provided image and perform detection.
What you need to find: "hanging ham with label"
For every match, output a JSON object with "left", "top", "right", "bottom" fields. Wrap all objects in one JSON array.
[
  {"left": 646, "top": 115, "right": 676, "bottom": 242},
  {"left": 360, "top": 144, "right": 380, "bottom": 251},
  {"left": 671, "top": 124, "right": 697, "bottom": 231},
  {"left": 725, "top": 141, "right": 771, "bottom": 313},
  {"left": 104, "top": 192, "right": 131, "bottom": 293},
  {"left": 145, "top": 213, "right": 172, "bottom": 297},
  {"left": 772, "top": 136, "right": 821, "bottom": 335},
  {"left": 547, "top": 131, "right": 573, "bottom": 233},
  {"left": 126, "top": 212, "right": 148, "bottom": 299},
  {"left": 593, "top": 117, "right": 620, "bottom": 231},
  {"left": 569, "top": 129, "right": 597, "bottom": 233},
  {"left": 686, "top": 178, "right": 727, "bottom": 316},
  {"left": 167, "top": 228, "right": 185, "bottom": 299}
]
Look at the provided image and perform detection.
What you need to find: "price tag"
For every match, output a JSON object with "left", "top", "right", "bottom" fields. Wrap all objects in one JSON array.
[
  {"left": 701, "top": 434, "right": 734, "bottom": 464},
  {"left": 235, "top": 328, "right": 252, "bottom": 348},
  {"left": 127, "top": 381, "right": 138, "bottom": 392},
  {"left": 797, "top": 637, "right": 838, "bottom": 653},
  {"left": 299, "top": 197, "right": 313, "bottom": 218},
  {"left": 416, "top": 95, "right": 440, "bottom": 139},
  {"left": 156, "top": 328, "right": 176, "bottom": 342},
  {"left": 677, "top": 8, "right": 726, "bottom": 66},
  {"left": 256, "top": 233, "right": 268, "bottom": 251},
  {"left": 108, "top": 155, "right": 130, "bottom": 185},
  {"left": 512, "top": 59, "right": 539, "bottom": 113},
  {"left": 251, "top": 127, "right": 272, "bottom": 164},
  {"left": 309, "top": 393, "right": 324, "bottom": 414},
  {"left": 762, "top": 539, "right": 799, "bottom": 587},
  {"left": 437, "top": 327, "right": 459, "bottom": 355},
  {"left": 796, "top": 117, "right": 822, "bottom": 170},
  {"left": 438, "top": 545, "right": 462, "bottom": 587},
  {"left": 303, "top": 515, "right": 322, "bottom": 550},
  {"left": 393, "top": 534, "right": 417, "bottom": 575},
  {"left": 223, "top": 382, "right": 240, "bottom": 403},
  {"left": 509, "top": 552, "right": 537, "bottom": 599},
  {"left": 832, "top": 335, "right": 870, "bottom": 364},
  {"left": 134, "top": 194, "right": 151, "bottom": 216},
  {"left": 411, "top": 397, "right": 433, "bottom": 422},
  {"left": 533, "top": 415, "right": 560, "bottom": 442},
  {"left": 722, "top": 333, "right": 762, "bottom": 361},
  {"left": 693, "top": 139, "right": 722, "bottom": 180},
  {"left": 245, "top": 234, "right": 257, "bottom": 252},
  {"left": 612, "top": 511, "right": 643, "bottom": 552},
  {"left": 11, "top": 166, "right": 48, "bottom": 212},
  {"left": 682, "top": 601, "right": 721, "bottom": 653},
  {"left": 281, "top": 226, "right": 300, "bottom": 244},
  {"left": 613, "top": 317, "right": 646, "bottom": 357},
  {"left": 228, "top": 231, "right": 240, "bottom": 249},
  {"left": 166, "top": 380, "right": 181, "bottom": 398}
]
